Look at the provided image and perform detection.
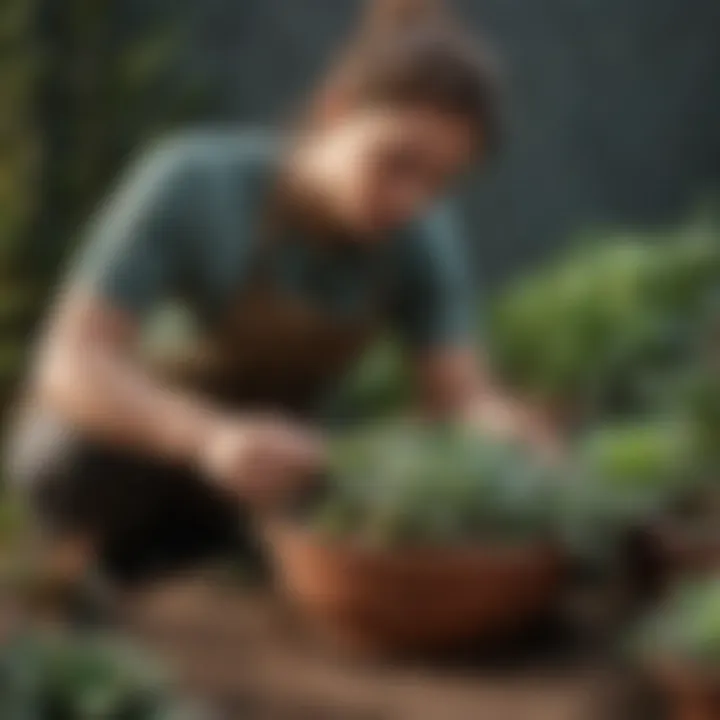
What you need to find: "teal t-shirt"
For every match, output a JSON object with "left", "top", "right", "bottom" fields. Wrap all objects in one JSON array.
[{"left": 73, "top": 130, "right": 474, "bottom": 352}]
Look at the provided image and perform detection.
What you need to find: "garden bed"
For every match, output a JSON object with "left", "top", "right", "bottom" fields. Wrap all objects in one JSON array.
[{"left": 122, "top": 575, "right": 604, "bottom": 720}]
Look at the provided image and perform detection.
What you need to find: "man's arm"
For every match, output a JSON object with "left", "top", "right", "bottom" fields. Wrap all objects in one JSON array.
[
  {"left": 30, "top": 139, "right": 324, "bottom": 504},
  {"left": 412, "top": 345, "right": 559, "bottom": 451},
  {"left": 394, "top": 203, "right": 558, "bottom": 449},
  {"left": 34, "top": 289, "right": 219, "bottom": 463}
]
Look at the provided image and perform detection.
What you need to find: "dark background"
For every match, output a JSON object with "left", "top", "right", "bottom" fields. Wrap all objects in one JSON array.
[{"left": 1, "top": 0, "right": 720, "bottom": 409}]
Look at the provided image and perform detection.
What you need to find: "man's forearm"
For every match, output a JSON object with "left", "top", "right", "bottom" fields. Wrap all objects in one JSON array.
[{"left": 36, "top": 345, "right": 219, "bottom": 465}]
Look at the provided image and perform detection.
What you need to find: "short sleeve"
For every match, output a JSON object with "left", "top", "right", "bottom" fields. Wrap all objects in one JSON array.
[
  {"left": 70, "top": 138, "right": 198, "bottom": 317},
  {"left": 390, "top": 201, "right": 475, "bottom": 352}
]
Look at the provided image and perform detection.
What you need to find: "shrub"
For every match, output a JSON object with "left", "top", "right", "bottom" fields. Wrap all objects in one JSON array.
[
  {"left": 631, "top": 577, "right": 720, "bottom": 668},
  {"left": 306, "top": 423, "right": 562, "bottom": 548}
]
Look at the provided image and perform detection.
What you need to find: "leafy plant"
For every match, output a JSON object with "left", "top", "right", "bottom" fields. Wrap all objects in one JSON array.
[
  {"left": 631, "top": 577, "right": 720, "bottom": 668},
  {"left": 0, "top": 629, "right": 204, "bottom": 719},
  {"left": 577, "top": 420, "right": 696, "bottom": 494},
  {"left": 305, "top": 423, "right": 563, "bottom": 548},
  {"left": 490, "top": 212, "right": 720, "bottom": 421},
  {"left": 557, "top": 420, "right": 698, "bottom": 563},
  {"left": 321, "top": 337, "right": 408, "bottom": 425}
]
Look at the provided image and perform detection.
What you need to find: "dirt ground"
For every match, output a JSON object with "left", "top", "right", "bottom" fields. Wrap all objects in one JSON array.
[{"left": 122, "top": 575, "right": 617, "bottom": 720}]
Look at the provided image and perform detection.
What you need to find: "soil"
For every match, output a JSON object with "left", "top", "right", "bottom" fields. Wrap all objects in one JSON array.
[{"left": 121, "top": 574, "right": 615, "bottom": 720}]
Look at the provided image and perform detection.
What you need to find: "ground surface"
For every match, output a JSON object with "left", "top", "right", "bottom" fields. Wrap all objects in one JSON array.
[{"left": 122, "top": 576, "right": 612, "bottom": 720}]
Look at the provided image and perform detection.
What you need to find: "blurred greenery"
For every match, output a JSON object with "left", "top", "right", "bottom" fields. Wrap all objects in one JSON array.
[
  {"left": 631, "top": 577, "right": 720, "bottom": 667},
  {"left": 0, "top": 0, "right": 201, "bottom": 429},
  {"left": 328, "top": 205, "right": 720, "bottom": 428},
  {"left": 490, "top": 205, "right": 720, "bottom": 420},
  {"left": 0, "top": 628, "right": 207, "bottom": 719},
  {"left": 310, "top": 422, "right": 564, "bottom": 547}
]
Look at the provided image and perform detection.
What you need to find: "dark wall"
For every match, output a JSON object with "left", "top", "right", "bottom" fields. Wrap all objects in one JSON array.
[{"left": 147, "top": 0, "right": 720, "bottom": 282}]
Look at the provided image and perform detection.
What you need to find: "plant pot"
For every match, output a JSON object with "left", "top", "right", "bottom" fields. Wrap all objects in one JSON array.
[
  {"left": 264, "top": 520, "right": 565, "bottom": 657},
  {"left": 625, "top": 522, "right": 720, "bottom": 603},
  {"left": 653, "top": 660, "right": 720, "bottom": 720}
]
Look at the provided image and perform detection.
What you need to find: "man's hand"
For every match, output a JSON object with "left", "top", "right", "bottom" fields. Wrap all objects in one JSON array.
[
  {"left": 414, "top": 347, "right": 564, "bottom": 460},
  {"left": 198, "top": 415, "right": 327, "bottom": 509},
  {"left": 465, "top": 393, "right": 565, "bottom": 461}
]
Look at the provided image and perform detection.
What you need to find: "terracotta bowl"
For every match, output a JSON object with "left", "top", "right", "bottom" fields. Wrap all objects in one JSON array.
[
  {"left": 264, "top": 520, "right": 565, "bottom": 657},
  {"left": 652, "top": 659, "right": 720, "bottom": 720},
  {"left": 625, "top": 523, "right": 720, "bottom": 602}
]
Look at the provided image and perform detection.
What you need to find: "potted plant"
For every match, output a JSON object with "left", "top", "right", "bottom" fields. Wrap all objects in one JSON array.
[
  {"left": 0, "top": 627, "right": 207, "bottom": 719},
  {"left": 489, "top": 218, "right": 720, "bottom": 429},
  {"left": 562, "top": 419, "right": 713, "bottom": 604},
  {"left": 264, "top": 424, "right": 567, "bottom": 657},
  {"left": 630, "top": 578, "right": 720, "bottom": 720}
]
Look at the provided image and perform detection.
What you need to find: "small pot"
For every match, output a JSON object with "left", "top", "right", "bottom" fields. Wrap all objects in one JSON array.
[
  {"left": 264, "top": 520, "right": 565, "bottom": 657},
  {"left": 624, "top": 522, "right": 720, "bottom": 602},
  {"left": 653, "top": 659, "right": 720, "bottom": 720}
]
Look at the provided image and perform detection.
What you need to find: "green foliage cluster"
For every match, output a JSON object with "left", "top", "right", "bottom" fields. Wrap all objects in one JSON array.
[
  {"left": 328, "top": 209, "right": 720, "bottom": 428},
  {"left": 575, "top": 420, "right": 696, "bottom": 498},
  {"left": 322, "top": 338, "right": 410, "bottom": 426},
  {"left": 308, "top": 423, "right": 561, "bottom": 548},
  {"left": 0, "top": 0, "right": 41, "bottom": 414},
  {"left": 0, "top": 630, "right": 204, "bottom": 719},
  {"left": 557, "top": 420, "right": 699, "bottom": 562},
  {"left": 303, "top": 417, "right": 701, "bottom": 566},
  {"left": 0, "top": 1, "right": 198, "bottom": 429},
  {"left": 490, "top": 211, "right": 720, "bottom": 417},
  {"left": 669, "top": 342, "right": 720, "bottom": 474},
  {"left": 631, "top": 577, "right": 720, "bottom": 668}
]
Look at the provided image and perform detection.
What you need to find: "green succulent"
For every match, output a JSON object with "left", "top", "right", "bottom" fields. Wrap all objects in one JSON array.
[
  {"left": 557, "top": 420, "right": 698, "bottom": 564},
  {"left": 577, "top": 420, "right": 696, "bottom": 493},
  {"left": 308, "top": 423, "right": 562, "bottom": 548},
  {"left": 631, "top": 578, "right": 720, "bottom": 667},
  {"left": 0, "top": 629, "right": 203, "bottom": 720},
  {"left": 490, "top": 216, "right": 720, "bottom": 420}
]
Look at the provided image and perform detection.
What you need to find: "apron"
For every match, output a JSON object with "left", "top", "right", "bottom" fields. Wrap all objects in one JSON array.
[
  {"left": 156, "top": 197, "right": 385, "bottom": 418},
  {"left": 169, "top": 261, "right": 380, "bottom": 417}
]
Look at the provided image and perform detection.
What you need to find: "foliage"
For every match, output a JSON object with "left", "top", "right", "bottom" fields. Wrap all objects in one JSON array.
[
  {"left": 305, "top": 423, "right": 565, "bottom": 548},
  {"left": 489, "top": 211, "right": 720, "bottom": 420},
  {"left": 302, "top": 416, "right": 704, "bottom": 567},
  {"left": 684, "top": 370, "right": 720, "bottom": 471},
  {"left": 576, "top": 420, "right": 696, "bottom": 494},
  {"left": 326, "top": 209, "right": 720, "bottom": 428},
  {"left": 322, "top": 337, "right": 408, "bottom": 426},
  {"left": 0, "top": 1, "right": 198, "bottom": 428},
  {"left": 0, "top": 629, "right": 205, "bottom": 719},
  {"left": 0, "top": 0, "right": 41, "bottom": 417},
  {"left": 557, "top": 420, "right": 698, "bottom": 563},
  {"left": 631, "top": 577, "right": 720, "bottom": 668}
]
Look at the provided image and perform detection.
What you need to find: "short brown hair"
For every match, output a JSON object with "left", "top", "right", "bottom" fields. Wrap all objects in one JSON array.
[{"left": 321, "top": 0, "right": 504, "bottom": 159}]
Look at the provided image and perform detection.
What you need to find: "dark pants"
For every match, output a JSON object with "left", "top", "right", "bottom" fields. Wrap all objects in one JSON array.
[{"left": 8, "top": 411, "right": 249, "bottom": 586}]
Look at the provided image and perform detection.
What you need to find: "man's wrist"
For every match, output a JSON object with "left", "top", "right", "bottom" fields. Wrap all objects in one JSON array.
[{"left": 157, "top": 400, "right": 225, "bottom": 467}]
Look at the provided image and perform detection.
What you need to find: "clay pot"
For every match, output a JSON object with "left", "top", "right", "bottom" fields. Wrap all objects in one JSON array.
[
  {"left": 264, "top": 521, "right": 565, "bottom": 657},
  {"left": 653, "top": 660, "right": 720, "bottom": 720},
  {"left": 625, "top": 523, "right": 720, "bottom": 602}
]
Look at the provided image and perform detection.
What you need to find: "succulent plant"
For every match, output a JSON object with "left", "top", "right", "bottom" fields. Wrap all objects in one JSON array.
[
  {"left": 557, "top": 420, "right": 698, "bottom": 564},
  {"left": 631, "top": 577, "right": 720, "bottom": 667},
  {"left": 0, "top": 629, "right": 205, "bottom": 720},
  {"left": 490, "top": 216, "right": 720, "bottom": 421},
  {"left": 306, "top": 423, "right": 563, "bottom": 548}
]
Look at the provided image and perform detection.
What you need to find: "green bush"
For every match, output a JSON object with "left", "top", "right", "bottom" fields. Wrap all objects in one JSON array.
[
  {"left": 0, "top": 629, "right": 203, "bottom": 720},
  {"left": 302, "top": 418, "right": 703, "bottom": 566},
  {"left": 576, "top": 420, "right": 696, "bottom": 494},
  {"left": 306, "top": 423, "right": 563, "bottom": 548},
  {"left": 557, "top": 420, "right": 698, "bottom": 563},
  {"left": 321, "top": 337, "right": 409, "bottom": 425},
  {"left": 490, "top": 213, "right": 720, "bottom": 420},
  {"left": 631, "top": 578, "right": 720, "bottom": 667}
]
